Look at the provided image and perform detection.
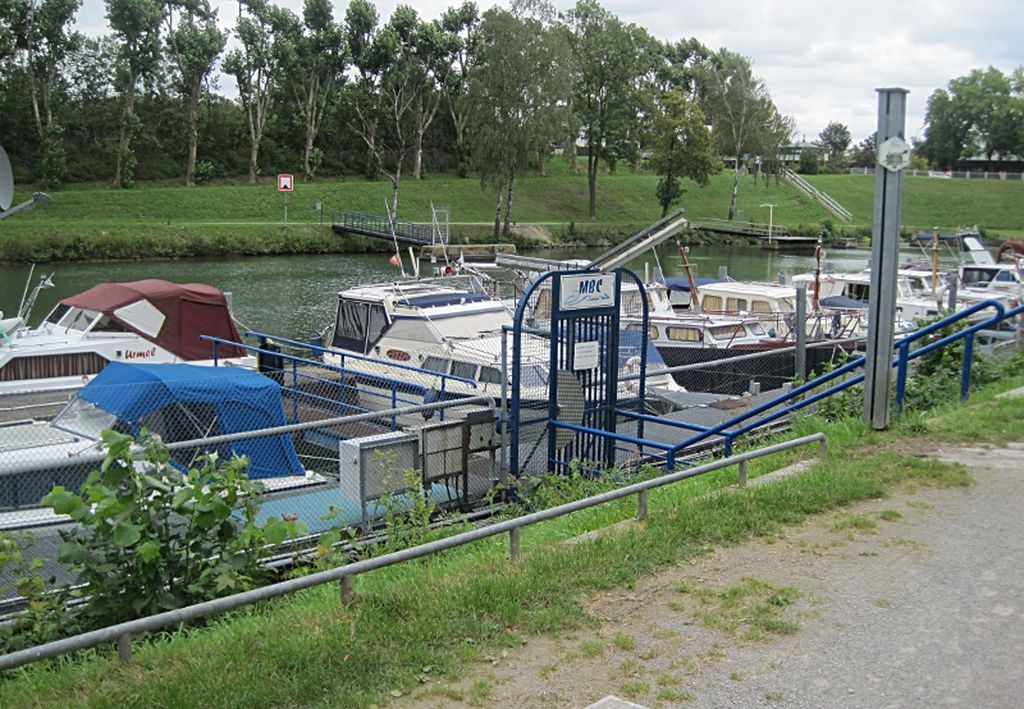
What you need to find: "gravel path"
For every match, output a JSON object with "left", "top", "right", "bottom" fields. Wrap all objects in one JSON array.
[{"left": 403, "top": 442, "right": 1024, "bottom": 708}]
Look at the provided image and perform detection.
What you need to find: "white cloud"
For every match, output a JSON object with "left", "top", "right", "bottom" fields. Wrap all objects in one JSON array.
[{"left": 75, "top": 0, "right": 1023, "bottom": 143}]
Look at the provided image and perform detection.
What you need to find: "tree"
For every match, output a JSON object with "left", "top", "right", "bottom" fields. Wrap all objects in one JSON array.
[
  {"left": 438, "top": 1, "right": 478, "bottom": 177},
  {"left": 223, "top": 0, "right": 288, "bottom": 183},
  {"left": 163, "top": 0, "right": 225, "bottom": 186},
  {"left": 106, "top": 0, "right": 163, "bottom": 188},
  {"left": 279, "top": 0, "right": 345, "bottom": 181},
  {"left": 702, "top": 50, "right": 787, "bottom": 219},
  {"left": 564, "top": 0, "right": 659, "bottom": 221},
  {"left": 921, "top": 67, "right": 1018, "bottom": 170},
  {"left": 12, "top": 0, "right": 81, "bottom": 143},
  {"left": 818, "top": 121, "right": 850, "bottom": 160},
  {"left": 344, "top": 0, "right": 389, "bottom": 179},
  {"left": 850, "top": 132, "right": 876, "bottom": 168},
  {"left": 468, "top": 5, "right": 570, "bottom": 237},
  {"left": 649, "top": 88, "right": 719, "bottom": 217}
]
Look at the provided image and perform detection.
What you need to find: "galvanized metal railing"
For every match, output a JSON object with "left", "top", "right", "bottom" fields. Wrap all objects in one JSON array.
[{"left": 0, "top": 432, "right": 826, "bottom": 670}]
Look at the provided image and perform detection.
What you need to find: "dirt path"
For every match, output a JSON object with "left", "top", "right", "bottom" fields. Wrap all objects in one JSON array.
[{"left": 401, "top": 443, "right": 1024, "bottom": 708}]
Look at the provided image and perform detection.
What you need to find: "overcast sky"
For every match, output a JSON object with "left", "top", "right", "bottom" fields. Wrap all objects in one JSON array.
[{"left": 74, "top": 0, "right": 1023, "bottom": 144}]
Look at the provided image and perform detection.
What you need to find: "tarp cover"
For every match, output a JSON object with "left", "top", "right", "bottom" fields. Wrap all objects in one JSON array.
[
  {"left": 79, "top": 362, "right": 303, "bottom": 479},
  {"left": 663, "top": 276, "right": 722, "bottom": 293},
  {"left": 61, "top": 279, "right": 245, "bottom": 360}
]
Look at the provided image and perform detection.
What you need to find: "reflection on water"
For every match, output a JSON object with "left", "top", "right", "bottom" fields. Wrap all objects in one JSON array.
[{"left": 0, "top": 244, "right": 881, "bottom": 340}]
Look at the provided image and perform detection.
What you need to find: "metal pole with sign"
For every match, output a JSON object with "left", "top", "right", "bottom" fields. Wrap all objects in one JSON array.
[
  {"left": 278, "top": 173, "right": 294, "bottom": 229},
  {"left": 863, "top": 88, "right": 909, "bottom": 429}
]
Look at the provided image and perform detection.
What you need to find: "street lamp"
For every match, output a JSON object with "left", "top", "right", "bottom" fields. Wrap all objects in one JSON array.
[{"left": 760, "top": 203, "right": 776, "bottom": 246}]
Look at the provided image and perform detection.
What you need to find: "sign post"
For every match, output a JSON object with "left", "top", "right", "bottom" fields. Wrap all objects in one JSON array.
[
  {"left": 863, "top": 88, "right": 909, "bottom": 430},
  {"left": 277, "top": 173, "right": 294, "bottom": 229}
]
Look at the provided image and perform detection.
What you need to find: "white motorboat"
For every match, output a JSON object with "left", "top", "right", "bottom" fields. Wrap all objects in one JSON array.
[
  {"left": 320, "top": 276, "right": 683, "bottom": 407},
  {"left": 0, "top": 279, "right": 255, "bottom": 398}
]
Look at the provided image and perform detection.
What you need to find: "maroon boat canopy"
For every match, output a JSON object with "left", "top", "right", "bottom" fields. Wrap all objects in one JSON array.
[{"left": 61, "top": 279, "right": 246, "bottom": 360}]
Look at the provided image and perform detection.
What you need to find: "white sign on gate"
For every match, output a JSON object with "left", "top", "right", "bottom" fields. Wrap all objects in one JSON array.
[
  {"left": 573, "top": 341, "right": 600, "bottom": 371},
  {"left": 559, "top": 273, "right": 616, "bottom": 311}
]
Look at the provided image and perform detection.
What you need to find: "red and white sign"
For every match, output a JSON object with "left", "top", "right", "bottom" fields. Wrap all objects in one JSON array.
[{"left": 277, "top": 173, "right": 294, "bottom": 191}]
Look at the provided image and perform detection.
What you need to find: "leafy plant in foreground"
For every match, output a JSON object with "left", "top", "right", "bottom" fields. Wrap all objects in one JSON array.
[{"left": 42, "top": 430, "right": 307, "bottom": 627}]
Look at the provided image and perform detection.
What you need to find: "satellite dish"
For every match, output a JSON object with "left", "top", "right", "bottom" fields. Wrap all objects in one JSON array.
[{"left": 0, "top": 145, "right": 13, "bottom": 212}]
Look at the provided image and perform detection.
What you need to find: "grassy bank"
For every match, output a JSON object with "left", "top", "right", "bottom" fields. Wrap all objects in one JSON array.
[
  {"left": 4, "top": 165, "right": 1022, "bottom": 262},
  {"left": 1, "top": 378, "right": 1021, "bottom": 707}
]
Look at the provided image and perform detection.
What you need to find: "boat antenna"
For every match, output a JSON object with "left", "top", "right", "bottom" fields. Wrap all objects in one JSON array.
[
  {"left": 931, "top": 226, "right": 940, "bottom": 300},
  {"left": 18, "top": 266, "right": 55, "bottom": 323},
  {"left": 17, "top": 263, "right": 35, "bottom": 318}
]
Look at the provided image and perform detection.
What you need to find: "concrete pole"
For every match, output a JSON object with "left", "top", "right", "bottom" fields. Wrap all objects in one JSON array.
[{"left": 863, "top": 88, "right": 909, "bottom": 429}]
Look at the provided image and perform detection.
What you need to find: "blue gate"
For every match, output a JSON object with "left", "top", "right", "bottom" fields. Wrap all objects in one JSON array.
[{"left": 510, "top": 268, "right": 649, "bottom": 476}]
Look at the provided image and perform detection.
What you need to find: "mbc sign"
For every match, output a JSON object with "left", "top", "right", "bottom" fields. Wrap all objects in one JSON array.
[{"left": 558, "top": 273, "right": 617, "bottom": 311}]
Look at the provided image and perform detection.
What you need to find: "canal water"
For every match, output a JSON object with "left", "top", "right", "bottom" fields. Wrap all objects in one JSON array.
[{"left": 0, "top": 243, "right": 880, "bottom": 341}]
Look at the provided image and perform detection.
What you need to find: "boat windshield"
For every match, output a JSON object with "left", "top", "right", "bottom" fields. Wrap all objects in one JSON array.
[
  {"left": 52, "top": 398, "right": 117, "bottom": 441},
  {"left": 47, "top": 305, "right": 101, "bottom": 332}
]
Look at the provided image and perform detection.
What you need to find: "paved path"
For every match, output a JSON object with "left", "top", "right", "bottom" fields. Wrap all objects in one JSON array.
[{"left": 404, "top": 441, "right": 1024, "bottom": 708}]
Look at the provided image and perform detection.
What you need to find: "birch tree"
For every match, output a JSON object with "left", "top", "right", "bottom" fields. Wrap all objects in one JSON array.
[
  {"left": 163, "top": 0, "right": 225, "bottom": 186},
  {"left": 106, "top": 0, "right": 162, "bottom": 188},
  {"left": 223, "top": 0, "right": 287, "bottom": 183},
  {"left": 279, "top": 0, "right": 345, "bottom": 181}
]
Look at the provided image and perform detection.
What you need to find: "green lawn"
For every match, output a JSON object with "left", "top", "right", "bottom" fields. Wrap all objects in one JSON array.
[{"left": 4, "top": 164, "right": 1022, "bottom": 262}]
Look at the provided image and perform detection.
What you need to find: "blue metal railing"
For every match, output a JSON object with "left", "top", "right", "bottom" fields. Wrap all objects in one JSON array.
[
  {"left": 201, "top": 334, "right": 479, "bottom": 426},
  {"left": 552, "top": 298, "right": 1022, "bottom": 471}
]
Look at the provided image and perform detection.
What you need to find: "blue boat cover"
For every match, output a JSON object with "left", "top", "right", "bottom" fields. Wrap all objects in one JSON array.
[
  {"left": 820, "top": 295, "right": 868, "bottom": 309},
  {"left": 79, "top": 362, "right": 303, "bottom": 479},
  {"left": 663, "top": 276, "right": 722, "bottom": 292}
]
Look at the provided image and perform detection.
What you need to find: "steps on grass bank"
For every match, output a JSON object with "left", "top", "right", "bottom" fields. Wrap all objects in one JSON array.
[{"left": 783, "top": 168, "right": 853, "bottom": 222}]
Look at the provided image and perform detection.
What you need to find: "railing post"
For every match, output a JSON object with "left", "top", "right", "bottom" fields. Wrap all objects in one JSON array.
[
  {"left": 723, "top": 435, "right": 733, "bottom": 457},
  {"left": 509, "top": 527, "right": 521, "bottom": 562},
  {"left": 666, "top": 451, "right": 676, "bottom": 472},
  {"left": 895, "top": 341, "right": 910, "bottom": 411},
  {"left": 117, "top": 634, "right": 133, "bottom": 662},
  {"left": 340, "top": 575, "right": 354, "bottom": 605},
  {"left": 818, "top": 435, "right": 828, "bottom": 459},
  {"left": 961, "top": 332, "right": 975, "bottom": 402},
  {"left": 637, "top": 489, "right": 648, "bottom": 521},
  {"left": 738, "top": 460, "right": 748, "bottom": 488}
]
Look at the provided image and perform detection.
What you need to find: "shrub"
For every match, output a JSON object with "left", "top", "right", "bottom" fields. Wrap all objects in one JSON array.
[{"left": 42, "top": 430, "right": 307, "bottom": 628}]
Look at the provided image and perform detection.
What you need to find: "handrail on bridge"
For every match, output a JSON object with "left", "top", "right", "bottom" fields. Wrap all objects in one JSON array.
[{"left": 0, "top": 432, "right": 826, "bottom": 671}]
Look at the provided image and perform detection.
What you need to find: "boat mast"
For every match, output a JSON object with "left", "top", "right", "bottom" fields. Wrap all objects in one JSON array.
[{"left": 677, "top": 241, "right": 701, "bottom": 313}]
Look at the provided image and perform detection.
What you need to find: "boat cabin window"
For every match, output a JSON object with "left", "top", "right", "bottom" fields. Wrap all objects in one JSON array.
[
  {"left": 91, "top": 315, "right": 131, "bottom": 333},
  {"left": 751, "top": 300, "right": 772, "bottom": 313},
  {"left": 625, "top": 323, "right": 660, "bottom": 340},
  {"left": 748, "top": 321, "right": 767, "bottom": 336},
  {"left": 451, "top": 361, "right": 477, "bottom": 380},
  {"left": 332, "top": 299, "right": 390, "bottom": 354},
  {"left": 846, "top": 284, "right": 871, "bottom": 302},
  {"left": 421, "top": 356, "right": 450, "bottom": 374},
  {"left": 702, "top": 295, "right": 723, "bottom": 310},
  {"left": 995, "top": 270, "right": 1018, "bottom": 283},
  {"left": 666, "top": 326, "right": 702, "bottom": 342},
  {"left": 480, "top": 366, "right": 503, "bottom": 385},
  {"left": 961, "top": 268, "right": 993, "bottom": 286},
  {"left": 709, "top": 325, "right": 746, "bottom": 341},
  {"left": 726, "top": 297, "right": 747, "bottom": 311}
]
